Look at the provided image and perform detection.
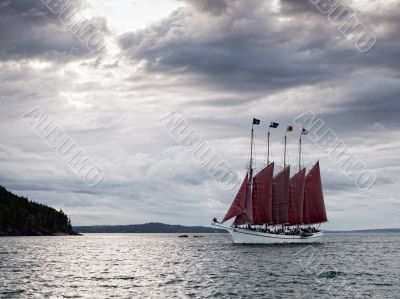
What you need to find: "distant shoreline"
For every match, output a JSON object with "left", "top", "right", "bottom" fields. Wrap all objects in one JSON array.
[
  {"left": 325, "top": 228, "right": 400, "bottom": 233},
  {"left": 73, "top": 223, "right": 400, "bottom": 234},
  {"left": 73, "top": 222, "right": 227, "bottom": 234}
]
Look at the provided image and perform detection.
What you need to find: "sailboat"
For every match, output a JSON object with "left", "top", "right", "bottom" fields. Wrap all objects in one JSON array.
[{"left": 212, "top": 119, "right": 327, "bottom": 244}]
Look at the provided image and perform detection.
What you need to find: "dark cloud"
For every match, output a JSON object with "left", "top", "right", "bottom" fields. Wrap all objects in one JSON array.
[
  {"left": 279, "top": 0, "right": 322, "bottom": 15},
  {"left": 0, "top": 0, "right": 399, "bottom": 228},
  {"left": 120, "top": 1, "right": 388, "bottom": 95},
  {"left": 0, "top": 0, "right": 108, "bottom": 61},
  {"left": 118, "top": 0, "right": 400, "bottom": 128},
  {"left": 318, "top": 77, "right": 400, "bottom": 133},
  {"left": 118, "top": 5, "right": 334, "bottom": 93},
  {"left": 186, "top": 0, "right": 228, "bottom": 16},
  {"left": 116, "top": 1, "right": 355, "bottom": 92}
]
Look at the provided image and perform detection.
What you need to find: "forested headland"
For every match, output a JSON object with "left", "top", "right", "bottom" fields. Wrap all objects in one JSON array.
[{"left": 0, "top": 186, "right": 76, "bottom": 236}]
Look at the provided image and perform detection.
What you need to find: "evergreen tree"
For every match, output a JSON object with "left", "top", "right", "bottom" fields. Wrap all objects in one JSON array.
[{"left": 0, "top": 186, "right": 76, "bottom": 236}]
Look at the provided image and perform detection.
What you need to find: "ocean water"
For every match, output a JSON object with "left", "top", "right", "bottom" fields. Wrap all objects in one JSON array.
[{"left": 0, "top": 233, "right": 399, "bottom": 298}]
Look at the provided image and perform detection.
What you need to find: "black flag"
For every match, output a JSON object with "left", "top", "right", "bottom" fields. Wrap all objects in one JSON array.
[
  {"left": 253, "top": 118, "right": 260, "bottom": 125},
  {"left": 270, "top": 122, "right": 279, "bottom": 128}
]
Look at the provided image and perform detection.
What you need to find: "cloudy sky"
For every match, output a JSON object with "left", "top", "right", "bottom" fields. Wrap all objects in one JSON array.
[{"left": 1, "top": 0, "right": 399, "bottom": 230}]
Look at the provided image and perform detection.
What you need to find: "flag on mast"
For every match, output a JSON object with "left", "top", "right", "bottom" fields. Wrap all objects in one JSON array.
[
  {"left": 301, "top": 128, "right": 309, "bottom": 135},
  {"left": 270, "top": 122, "right": 279, "bottom": 128},
  {"left": 253, "top": 118, "right": 261, "bottom": 125}
]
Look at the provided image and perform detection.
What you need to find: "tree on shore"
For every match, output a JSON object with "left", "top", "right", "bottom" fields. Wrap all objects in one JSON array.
[{"left": 0, "top": 186, "right": 75, "bottom": 236}]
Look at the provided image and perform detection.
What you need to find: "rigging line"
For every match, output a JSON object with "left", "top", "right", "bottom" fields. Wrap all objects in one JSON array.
[
  {"left": 212, "top": 222, "right": 231, "bottom": 242},
  {"left": 217, "top": 227, "right": 232, "bottom": 242},
  {"left": 212, "top": 212, "right": 231, "bottom": 242}
]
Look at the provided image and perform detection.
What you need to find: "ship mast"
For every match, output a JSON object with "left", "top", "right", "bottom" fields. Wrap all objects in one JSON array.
[
  {"left": 267, "top": 122, "right": 279, "bottom": 166},
  {"left": 284, "top": 134, "right": 287, "bottom": 168},
  {"left": 284, "top": 126, "right": 293, "bottom": 168},
  {"left": 267, "top": 130, "right": 270, "bottom": 165},
  {"left": 298, "top": 128, "right": 307, "bottom": 171},
  {"left": 298, "top": 135, "right": 302, "bottom": 172},
  {"left": 249, "top": 118, "right": 260, "bottom": 179},
  {"left": 249, "top": 124, "right": 254, "bottom": 180}
]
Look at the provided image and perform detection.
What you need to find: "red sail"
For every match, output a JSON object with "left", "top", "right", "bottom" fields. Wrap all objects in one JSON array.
[
  {"left": 221, "top": 174, "right": 249, "bottom": 223},
  {"left": 233, "top": 176, "right": 252, "bottom": 225},
  {"left": 272, "top": 166, "right": 290, "bottom": 225},
  {"left": 288, "top": 169, "right": 306, "bottom": 226},
  {"left": 303, "top": 161, "right": 327, "bottom": 224},
  {"left": 252, "top": 163, "right": 274, "bottom": 225}
]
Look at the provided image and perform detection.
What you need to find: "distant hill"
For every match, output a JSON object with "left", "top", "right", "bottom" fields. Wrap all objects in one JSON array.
[
  {"left": 74, "top": 222, "right": 227, "bottom": 234},
  {"left": 326, "top": 228, "right": 400, "bottom": 233},
  {"left": 74, "top": 223, "right": 400, "bottom": 234},
  {"left": 0, "top": 186, "right": 76, "bottom": 236}
]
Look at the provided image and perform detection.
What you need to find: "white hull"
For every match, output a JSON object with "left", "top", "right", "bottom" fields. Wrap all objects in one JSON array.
[{"left": 213, "top": 223, "right": 323, "bottom": 244}]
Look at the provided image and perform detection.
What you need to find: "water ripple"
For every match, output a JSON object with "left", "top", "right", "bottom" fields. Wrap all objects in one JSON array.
[{"left": 0, "top": 233, "right": 399, "bottom": 298}]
